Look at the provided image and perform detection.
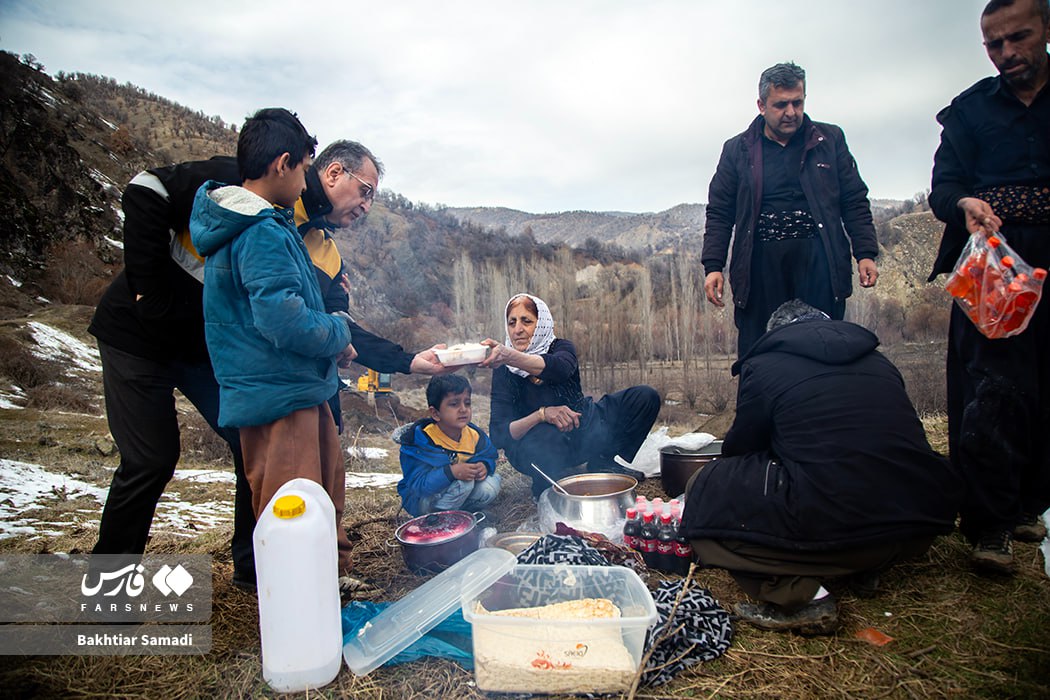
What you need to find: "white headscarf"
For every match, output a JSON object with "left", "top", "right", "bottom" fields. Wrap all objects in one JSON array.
[{"left": 504, "top": 293, "right": 556, "bottom": 378}]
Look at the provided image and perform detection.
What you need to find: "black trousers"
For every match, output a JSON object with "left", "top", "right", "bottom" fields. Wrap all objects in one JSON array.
[
  {"left": 947, "top": 275, "right": 1050, "bottom": 542},
  {"left": 92, "top": 342, "right": 256, "bottom": 579},
  {"left": 505, "top": 385, "right": 661, "bottom": 497},
  {"left": 691, "top": 536, "right": 934, "bottom": 609},
  {"left": 734, "top": 236, "right": 844, "bottom": 358}
]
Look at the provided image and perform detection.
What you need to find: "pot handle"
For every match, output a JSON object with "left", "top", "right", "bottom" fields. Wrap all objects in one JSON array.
[
  {"left": 385, "top": 538, "right": 400, "bottom": 549},
  {"left": 472, "top": 511, "right": 487, "bottom": 526}
]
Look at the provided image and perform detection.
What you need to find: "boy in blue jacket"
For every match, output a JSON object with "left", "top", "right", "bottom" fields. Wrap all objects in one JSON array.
[
  {"left": 190, "top": 108, "right": 358, "bottom": 575},
  {"left": 396, "top": 375, "right": 500, "bottom": 516}
]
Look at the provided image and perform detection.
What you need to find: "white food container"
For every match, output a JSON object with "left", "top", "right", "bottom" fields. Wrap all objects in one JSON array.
[
  {"left": 461, "top": 564, "right": 657, "bottom": 695},
  {"left": 433, "top": 343, "right": 488, "bottom": 366}
]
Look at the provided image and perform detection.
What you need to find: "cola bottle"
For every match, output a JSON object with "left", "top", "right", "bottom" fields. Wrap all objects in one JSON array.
[
  {"left": 622, "top": 508, "right": 640, "bottom": 551},
  {"left": 639, "top": 512, "right": 658, "bottom": 568},
  {"left": 656, "top": 513, "right": 676, "bottom": 572},
  {"left": 673, "top": 515, "right": 694, "bottom": 576}
]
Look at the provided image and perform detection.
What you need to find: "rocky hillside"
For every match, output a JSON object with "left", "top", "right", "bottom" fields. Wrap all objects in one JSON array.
[
  {"left": 443, "top": 202, "right": 707, "bottom": 252},
  {"left": 0, "top": 49, "right": 948, "bottom": 356}
]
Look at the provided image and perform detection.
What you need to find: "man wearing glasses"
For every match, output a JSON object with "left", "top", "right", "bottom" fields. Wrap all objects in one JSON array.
[{"left": 88, "top": 140, "right": 446, "bottom": 591}]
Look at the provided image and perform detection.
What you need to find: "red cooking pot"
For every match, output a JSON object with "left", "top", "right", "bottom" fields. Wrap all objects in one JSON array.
[{"left": 394, "top": 510, "right": 486, "bottom": 575}]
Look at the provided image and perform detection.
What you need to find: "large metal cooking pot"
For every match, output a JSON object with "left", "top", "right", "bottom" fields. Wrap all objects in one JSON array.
[
  {"left": 660, "top": 440, "right": 723, "bottom": 497},
  {"left": 394, "top": 510, "right": 486, "bottom": 575},
  {"left": 546, "top": 473, "right": 637, "bottom": 530}
]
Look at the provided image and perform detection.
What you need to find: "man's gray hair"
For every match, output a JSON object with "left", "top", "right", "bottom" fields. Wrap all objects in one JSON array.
[
  {"left": 759, "top": 62, "right": 806, "bottom": 102},
  {"left": 982, "top": 0, "right": 1050, "bottom": 24},
  {"left": 766, "top": 299, "right": 830, "bottom": 331},
  {"left": 315, "top": 140, "right": 385, "bottom": 180}
]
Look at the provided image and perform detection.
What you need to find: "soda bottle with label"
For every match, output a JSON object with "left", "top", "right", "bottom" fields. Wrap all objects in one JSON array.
[
  {"left": 639, "top": 511, "right": 658, "bottom": 568},
  {"left": 622, "top": 508, "right": 640, "bottom": 551},
  {"left": 673, "top": 515, "right": 694, "bottom": 576},
  {"left": 656, "top": 513, "right": 676, "bottom": 572}
]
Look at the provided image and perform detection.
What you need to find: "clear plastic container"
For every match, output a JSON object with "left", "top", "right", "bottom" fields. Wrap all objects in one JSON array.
[
  {"left": 462, "top": 564, "right": 657, "bottom": 695},
  {"left": 254, "top": 478, "right": 341, "bottom": 692},
  {"left": 343, "top": 547, "right": 516, "bottom": 675}
]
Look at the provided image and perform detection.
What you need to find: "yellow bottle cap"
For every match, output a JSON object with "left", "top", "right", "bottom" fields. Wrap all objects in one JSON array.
[{"left": 273, "top": 495, "right": 306, "bottom": 519}]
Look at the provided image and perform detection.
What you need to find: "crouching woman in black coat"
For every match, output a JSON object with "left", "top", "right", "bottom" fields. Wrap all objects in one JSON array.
[{"left": 681, "top": 300, "right": 961, "bottom": 635}]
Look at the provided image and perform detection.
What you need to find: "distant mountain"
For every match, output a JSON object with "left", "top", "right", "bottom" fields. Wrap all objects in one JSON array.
[{"left": 443, "top": 203, "right": 707, "bottom": 252}]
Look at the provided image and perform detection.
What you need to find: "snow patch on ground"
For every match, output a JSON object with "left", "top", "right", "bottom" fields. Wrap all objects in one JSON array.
[
  {"left": 348, "top": 446, "right": 389, "bottom": 460},
  {"left": 0, "top": 384, "right": 27, "bottom": 410},
  {"left": 104, "top": 235, "right": 124, "bottom": 249},
  {"left": 0, "top": 456, "right": 400, "bottom": 541},
  {"left": 27, "top": 322, "right": 102, "bottom": 373},
  {"left": 0, "top": 459, "right": 106, "bottom": 539}
]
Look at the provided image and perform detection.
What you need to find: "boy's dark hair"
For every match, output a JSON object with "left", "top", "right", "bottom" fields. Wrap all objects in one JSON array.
[
  {"left": 426, "top": 374, "right": 471, "bottom": 409},
  {"left": 237, "top": 108, "right": 318, "bottom": 181}
]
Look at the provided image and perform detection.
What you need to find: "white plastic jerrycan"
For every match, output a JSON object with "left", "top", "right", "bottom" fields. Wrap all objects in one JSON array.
[{"left": 253, "top": 477, "right": 341, "bottom": 692}]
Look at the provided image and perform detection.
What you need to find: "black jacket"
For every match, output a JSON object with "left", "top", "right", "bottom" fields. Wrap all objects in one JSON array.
[
  {"left": 928, "top": 72, "right": 1050, "bottom": 280},
  {"left": 702, "top": 115, "right": 879, "bottom": 308},
  {"left": 682, "top": 320, "right": 960, "bottom": 551},
  {"left": 89, "top": 157, "right": 414, "bottom": 373}
]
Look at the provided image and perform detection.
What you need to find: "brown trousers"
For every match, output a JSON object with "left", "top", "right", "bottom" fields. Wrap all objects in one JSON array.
[
  {"left": 240, "top": 403, "right": 352, "bottom": 574},
  {"left": 691, "top": 536, "right": 934, "bottom": 609}
]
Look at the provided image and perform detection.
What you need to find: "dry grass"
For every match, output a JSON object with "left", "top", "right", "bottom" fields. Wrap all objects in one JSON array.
[{"left": 0, "top": 338, "right": 1048, "bottom": 698}]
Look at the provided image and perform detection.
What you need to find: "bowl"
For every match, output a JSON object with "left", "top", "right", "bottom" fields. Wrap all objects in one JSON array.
[
  {"left": 659, "top": 440, "right": 722, "bottom": 497},
  {"left": 434, "top": 343, "right": 488, "bottom": 366},
  {"left": 545, "top": 473, "right": 637, "bottom": 531},
  {"left": 486, "top": 531, "right": 542, "bottom": 555}
]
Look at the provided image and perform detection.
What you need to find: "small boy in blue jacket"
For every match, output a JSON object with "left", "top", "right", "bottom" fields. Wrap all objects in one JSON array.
[{"left": 396, "top": 375, "right": 501, "bottom": 516}]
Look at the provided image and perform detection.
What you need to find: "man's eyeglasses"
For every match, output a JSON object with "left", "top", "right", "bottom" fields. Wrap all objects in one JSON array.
[{"left": 345, "top": 169, "right": 376, "bottom": 202}]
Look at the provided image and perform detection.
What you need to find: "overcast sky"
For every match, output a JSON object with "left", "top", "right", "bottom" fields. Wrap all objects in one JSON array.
[{"left": 1, "top": 0, "right": 999, "bottom": 214}]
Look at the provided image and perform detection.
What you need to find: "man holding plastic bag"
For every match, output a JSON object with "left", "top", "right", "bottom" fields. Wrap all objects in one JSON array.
[{"left": 928, "top": 0, "right": 1050, "bottom": 574}]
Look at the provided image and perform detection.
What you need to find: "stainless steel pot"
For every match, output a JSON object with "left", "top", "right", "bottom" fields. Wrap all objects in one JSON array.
[
  {"left": 659, "top": 440, "right": 723, "bottom": 497},
  {"left": 394, "top": 510, "right": 486, "bottom": 575},
  {"left": 546, "top": 473, "right": 637, "bottom": 530}
]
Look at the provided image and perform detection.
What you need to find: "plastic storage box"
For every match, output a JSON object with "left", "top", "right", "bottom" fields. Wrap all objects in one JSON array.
[{"left": 461, "top": 564, "right": 657, "bottom": 695}]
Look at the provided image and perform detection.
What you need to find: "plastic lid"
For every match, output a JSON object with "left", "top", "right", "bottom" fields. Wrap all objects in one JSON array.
[
  {"left": 395, "top": 511, "right": 475, "bottom": 545},
  {"left": 989, "top": 236, "right": 1001, "bottom": 247},
  {"left": 273, "top": 495, "right": 305, "bottom": 519},
  {"left": 1002, "top": 255, "right": 1015, "bottom": 267},
  {"left": 1035, "top": 268, "right": 1047, "bottom": 280},
  {"left": 343, "top": 547, "right": 516, "bottom": 676}
]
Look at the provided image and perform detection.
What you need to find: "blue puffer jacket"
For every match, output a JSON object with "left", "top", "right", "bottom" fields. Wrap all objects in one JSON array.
[
  {"left": 395, "top": 419, "right": 498, "bottom": 517},
  {"left": 189, "top": 181, "right": 352, "bottom": 428}
]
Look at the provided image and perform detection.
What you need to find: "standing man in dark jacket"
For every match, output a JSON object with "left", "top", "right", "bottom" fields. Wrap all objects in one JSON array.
[
  {"left": 701, "top": 62, "right": 880, "bottom": 358},
  {"left": 89, "top": 143, "right": 445, "bottom": 589},
  {"left": 681, "top": 300, "right": 961, "bottom": 635},
  {"left": 928, "top": 0, "right": 1050, "bottom": 574}
]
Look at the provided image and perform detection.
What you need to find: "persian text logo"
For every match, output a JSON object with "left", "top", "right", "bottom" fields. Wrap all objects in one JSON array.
[
  {"left": 81, "top": 564, "right": 146, "bottom": 597},
  {"left": 80, "top": 563, "right": 195, "bottom": 598},
  {"left": 152, "top": 564, "right": 194, "bottom": 596}
]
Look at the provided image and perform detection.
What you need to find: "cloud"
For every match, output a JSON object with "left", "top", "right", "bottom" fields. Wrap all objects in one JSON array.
[{"left": 0, "top": 0, "right": 996, "bottom": 212}]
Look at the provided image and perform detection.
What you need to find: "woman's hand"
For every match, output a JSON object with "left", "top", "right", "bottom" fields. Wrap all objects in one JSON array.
[
  {"left": 479, "top": 338, "right": 546, "bottom": 375},
  {"left": 479, "top": 339, "right": 513, "bottom": 368},
  {"left": 540, "top": 405, "right": 581, "bottom": 433}
]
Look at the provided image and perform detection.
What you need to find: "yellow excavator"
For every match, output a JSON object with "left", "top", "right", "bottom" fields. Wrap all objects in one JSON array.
[{"left": 356, "top": 368, "right": 392, "bottom": 393}]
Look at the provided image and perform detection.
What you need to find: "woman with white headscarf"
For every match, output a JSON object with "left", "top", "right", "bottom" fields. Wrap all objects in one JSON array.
[{"left": 481, "top": 293, "right": 661, "bottom": 498}]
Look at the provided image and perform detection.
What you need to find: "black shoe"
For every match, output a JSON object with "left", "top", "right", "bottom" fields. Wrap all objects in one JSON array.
[
  {"left": 232, "top": 569, "right": 257, "bottom": 592},
  {"left": 971, "top": 530, "right": 1014, "bottom": 575},
  {"left": 732, "top": 595, "right": 838, "bottom": 636},
  {"left": 1013, "top": 513, "right": 1047, "bottom": 543}
]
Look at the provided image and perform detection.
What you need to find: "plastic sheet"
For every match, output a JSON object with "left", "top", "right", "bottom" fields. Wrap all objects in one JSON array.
[
  {"left": 341, "top": 601, "right": 475, "bottom": 669},
  {"left": 617, "top": 427, "right": 718, "bottom": 477}
]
